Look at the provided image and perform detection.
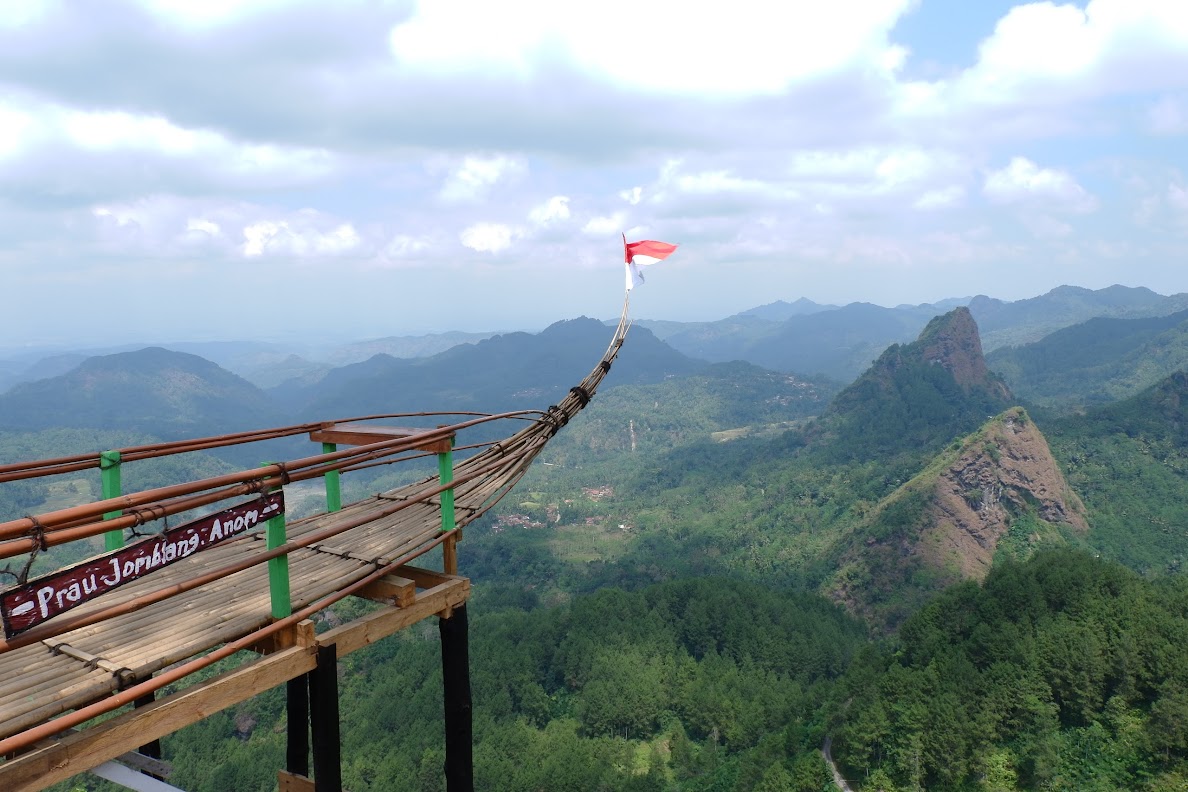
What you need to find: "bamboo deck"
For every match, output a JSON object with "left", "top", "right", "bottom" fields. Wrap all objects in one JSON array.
[
  {"left": 0, "top": 483, "right": 449, "bottom": 743},
  {"left": 0, "top": 299, "right": 631, "bottom": 789}
]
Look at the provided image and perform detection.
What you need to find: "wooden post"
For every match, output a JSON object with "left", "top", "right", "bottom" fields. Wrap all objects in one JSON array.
[
  {"left": 309, "top": 644, "right": 341, "bottom": 792},
  {"left": 439, "top": 606, "right": 473, "bottom": 792},
  {"left": 437, "top": 439, "right": 455, "bottom": 534},
  {"left": 287, "top": 676, "right": 309, "bottom": 778},
  {"left": 263, "top": 465, "right": 291, "bottom": 620},
  {"left": 100, "top": 450, "right": 124, "bottom": 551},
  {"left": 322, "top": 442, "right": 342, "bottom": 513},
  {"left": 132, "top": 692, "right": 163, "bottom": 763}
]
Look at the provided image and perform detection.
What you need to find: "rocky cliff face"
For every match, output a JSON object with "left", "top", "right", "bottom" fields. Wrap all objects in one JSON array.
[
  {"left": 829, "top": 407, "right": 1087, "bottom": 629},
  {"left": 817, "top": 307, "right": 1014, "bottom": 462},
  {"left": 915, "top": 407, "right": 1087, "bottom": 580},
  {"left": 916, "top": 307, "right": 1011, "bottom": 398}
]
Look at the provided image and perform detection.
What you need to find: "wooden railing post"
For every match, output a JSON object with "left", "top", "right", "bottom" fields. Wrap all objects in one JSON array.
[
  {"left": 321, "top": 442, "right": 342, "bottom": 513},
  {"left": 100, "top": 450, "right": 124, "bottom": 551},
  {"left": 437, "top": 438, "right": 455, "bottom": 533},
  {"left": 438, "top": 437, "right": 457, "bottom": 574},
  {"left": 263, "top": 465, "right": 291, "bottom": 619}
]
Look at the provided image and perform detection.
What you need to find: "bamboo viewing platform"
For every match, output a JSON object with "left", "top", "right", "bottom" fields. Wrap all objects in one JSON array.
[{"left": 0, "top": 306, "right": 631, "bottom": 792}]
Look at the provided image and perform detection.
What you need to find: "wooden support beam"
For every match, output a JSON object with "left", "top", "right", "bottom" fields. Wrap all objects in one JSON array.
[
  {"left": 278, "top": 769, "right": 316, "bottom": 792},
  {"left": 249, "top": 619, "right": 317, "bottom": 656},
  {"left": 309, "top": 424, "right": 454, "bottom": 455},
  {"left": 443, "top": 534, "right": 458, "bottom": 576},
  {"left": 317, "top": 578, "right": 470, "bottom": 658},
  {"left": 393, "top": 564, "right": 465, "bottom": 591},
  {"left": 356, "top": 575, "right": 416, "bottom": 607},
  {"left": 286, "top": 676, "right": 309, "bottom": 778},
  {"left": 440, "top": 605, "right": 473, "bottom": 792},
  {"left": 309, "top": 645, "right": 341, "bottom": 792}
]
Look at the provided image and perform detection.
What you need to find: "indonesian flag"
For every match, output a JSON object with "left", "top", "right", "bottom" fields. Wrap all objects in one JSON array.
[{"left": 624, "top": 234, "right": 678, "bottom": 291}]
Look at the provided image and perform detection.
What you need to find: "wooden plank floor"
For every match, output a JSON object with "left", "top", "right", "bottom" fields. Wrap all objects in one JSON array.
[{"left": 0, "top": 479, "right": 465, "bottom": 743}]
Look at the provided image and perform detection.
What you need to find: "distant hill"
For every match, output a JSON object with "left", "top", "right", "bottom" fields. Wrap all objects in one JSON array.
[
  {"left": 829, "top": 407, "right": 1086, "bottom": 630},
  {"left": 811, "top": 307, "right": 1014, "bottom": 462},
  {"left": 970, "top": 284, "right": 1188, "bottom": 350},
  {"left": 326, "top": 331, "right": 497, "bottom": 365},
  {"left": 626, "top": 286, "right": 1188, "bottom": 384},
  {"left": 276, "top": 317, "right": 705, "bottom": 420},
  {"left": 742, "top": 302, "right": 939, "bottom": 381},
  {"left": 734, "top": 297, "right": 837, "bottom": 322},
  {"left": 987, "top": 309, "right": 1188, "bottom": 409},
  {"left": 0, "top": 347, "right": 280, "bottom": 439}
]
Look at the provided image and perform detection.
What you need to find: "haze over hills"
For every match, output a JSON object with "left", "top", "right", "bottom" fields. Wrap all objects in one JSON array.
[
  {"left": 630, "top": 284, "right": 1188, "bottom": 383},
  {"left": 4, "top": 283, "right": 1186, "bottom": 397},
  {"left": 0, "top": 347, "right": 280, "bottom": 440},
  {"left": 278, "top": 317, "right": 704, "bottom": 420}
]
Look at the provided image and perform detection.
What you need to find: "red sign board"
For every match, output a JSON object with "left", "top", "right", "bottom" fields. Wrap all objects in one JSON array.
[{"left": 1, "top": 492, "right": 283, "bottom": 638}]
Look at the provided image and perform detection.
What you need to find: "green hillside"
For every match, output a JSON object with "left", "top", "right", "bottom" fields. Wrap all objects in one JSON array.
[{"left": 987, "top": 309, "right": 1188, "bottom": 409}]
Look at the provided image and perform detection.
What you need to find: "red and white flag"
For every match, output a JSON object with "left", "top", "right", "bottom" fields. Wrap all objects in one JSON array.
[{"left": 623, "top": 234, "right": 678, "bottom": 291}]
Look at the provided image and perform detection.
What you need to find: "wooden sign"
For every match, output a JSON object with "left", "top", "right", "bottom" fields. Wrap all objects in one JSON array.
[{"left": 1, "top": 492, "right": 283, "bottom": 638}]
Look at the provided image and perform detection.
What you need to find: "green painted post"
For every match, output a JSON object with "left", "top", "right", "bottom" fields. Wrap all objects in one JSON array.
[
  {"left": 100, "top": 450, "right": 124, "bottom": 551},
  {"left": 322, "top": 442, "right": 342, "bottom": 513},
  {"left": 437, "top": 439, "right": 456, "bottom": 534},
  {"left": 263, "top": 465, "right": 291, "bottom": 619}
]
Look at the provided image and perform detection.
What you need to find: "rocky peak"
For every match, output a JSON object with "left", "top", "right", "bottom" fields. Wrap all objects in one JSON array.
[
  {"left": 917, "top": 407, "right": 1087, "bottom": 580},
  {"left": 829, "top": 408, "right": 1087, "bottom": 630},
  {"left": 916, "top": 307, "right": 1006, "bottom": 396}
]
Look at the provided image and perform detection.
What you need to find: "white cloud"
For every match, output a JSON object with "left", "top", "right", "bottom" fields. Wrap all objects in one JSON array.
[
  {"left": 390, "top": 0, "right": 913, "bottom": 94},
  {"left": 984, "top": 157, "right": 1097, "bottom": 213},
  {"left": 582, "top": 213, "right": 626, "bottom": 235},
  {"left": 914, "top": 186, "right": 965, "bottom": 210},
  {"left": 946, "top": 0, "right": 1188, "bottom": 107},
  {"left": 439, "top": 155, "right": 525, "bottom": 203},
  {"left": 186, "top": 218, "right": 221, "bottom": 236},
  {"left": 528, "top": 196, "right": 570, "bottom": 226},
  {"left": 460, "top": 222, "right": 515, "bottom": 253},
  {"left": 243, "top": 217, "right": 362, "bottom": 257},
  {"left": 1170, "top": 183, "right": 1188, "bottom": 213},
  {"left": 135, "top": 0, "right": 292, "bottom": 27},
  {"left": 382, "top": 234, "right": 432, "bottom": 260},
  {"left": 0, "top": 1, "right": 55, "bottom": 28},
  {"left": 619, "top": 186, "right": 642, "bottom": 205},
  {"left": 1021, "top": 214, "right": 1074, "bottom": 239},
  {"left": 0, "top": 103, "right": 33, "bottom": 159},
  {"left": 1149, "top": 96, "right": 1188, "bottom": 135},
  {"left": 788, "top": 147, "right": 963, "bottom": 191}
]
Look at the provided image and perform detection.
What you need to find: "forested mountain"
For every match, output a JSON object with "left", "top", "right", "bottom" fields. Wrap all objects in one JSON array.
[
  {"left": 1044, "top": 371, "right": 1188, "bottom": 574},
  {"left": 275, "top": 317, "right": 705, "bottom": 419},
  {"left": 971, "top": 284, "right": 1188, "bottom": 350},
  {"left": 635, "top": 285, "right": 1188, "bottom": 384},
  {"left": 811, "top": 307, "right": 1013, "bottom": 463},
  {"left": 987, "top": 309, "right": 1188, "bottom": 409},
  {"left": 0, "top": 347, "right": 280, "bottom": 439}
]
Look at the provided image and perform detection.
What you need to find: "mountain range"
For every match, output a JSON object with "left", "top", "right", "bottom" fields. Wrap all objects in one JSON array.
[{"left": 6, "top": 284, "right": 1188, "bottom": 622}]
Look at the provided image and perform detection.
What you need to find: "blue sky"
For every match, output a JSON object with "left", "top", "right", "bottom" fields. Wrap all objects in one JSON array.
[{"left": 0, "top": 0, "right": 1185, "bottom": 346}]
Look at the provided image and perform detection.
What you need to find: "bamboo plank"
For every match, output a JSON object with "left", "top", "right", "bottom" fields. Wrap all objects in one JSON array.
[{"left": 0, "top": 645, "right": 318, "bottom": 791}]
